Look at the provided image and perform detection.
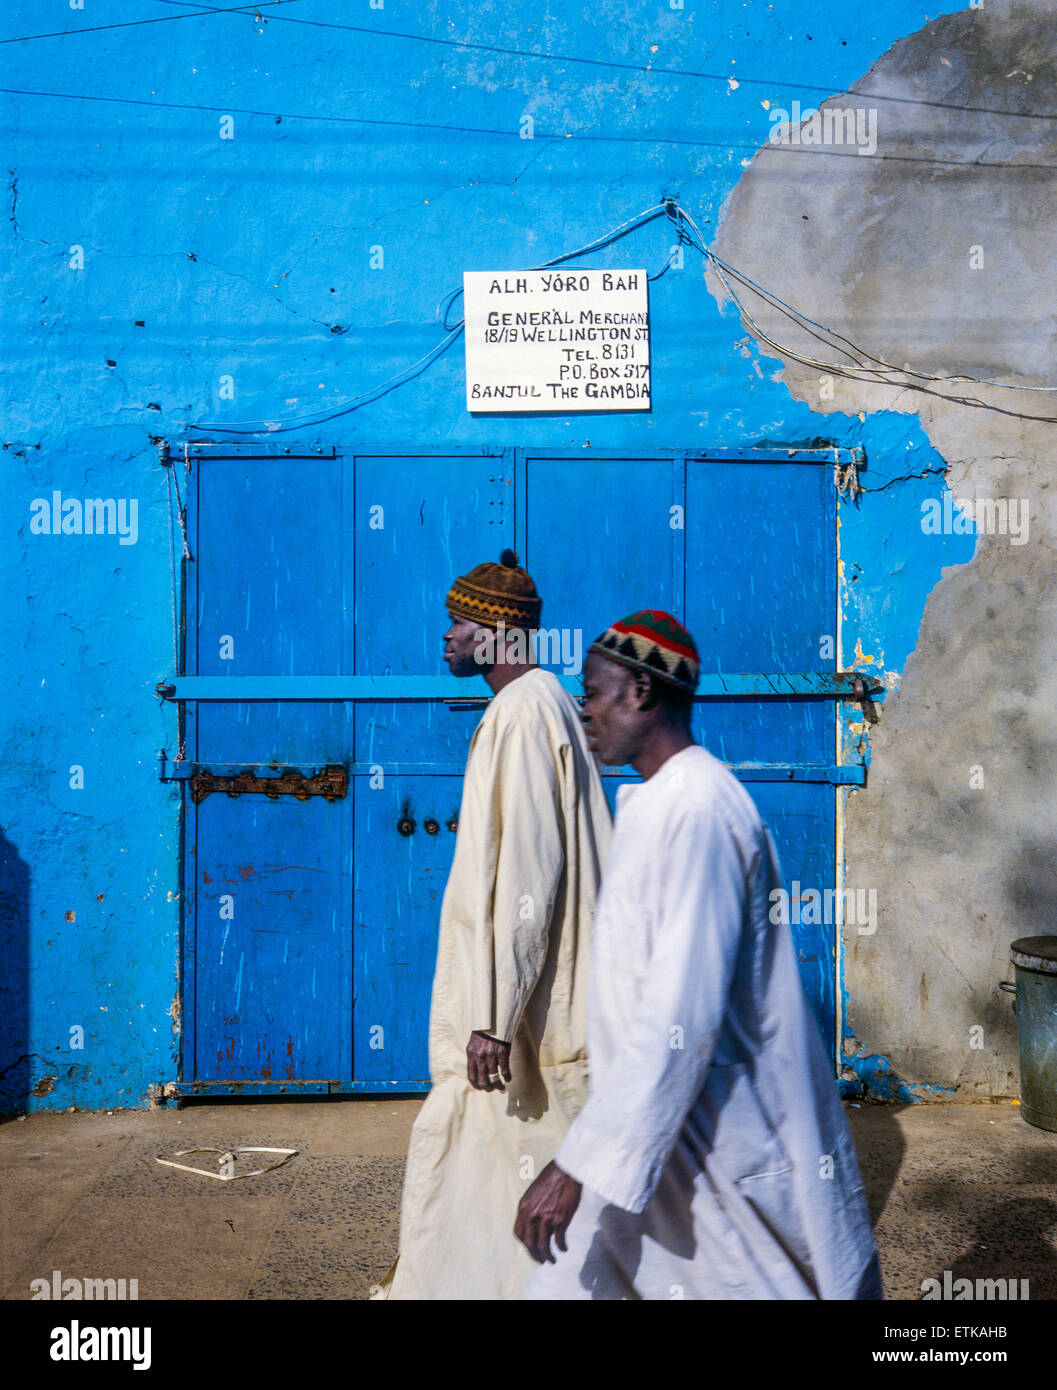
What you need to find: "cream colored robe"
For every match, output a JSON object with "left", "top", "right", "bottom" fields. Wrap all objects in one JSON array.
[{"left": 383, "top": 667, "right": 611, "bottom": 1300}]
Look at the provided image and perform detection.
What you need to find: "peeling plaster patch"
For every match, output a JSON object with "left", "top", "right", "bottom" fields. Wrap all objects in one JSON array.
[
  {"left": 843, "top": 1050, "right": 957, "bottom": 1103},
  {"left": 843, "top": 1053, "right": 915, "bottom": 1102},
  {"left": 712, "top": 0, "right": 1057, "bottom": 1098}
]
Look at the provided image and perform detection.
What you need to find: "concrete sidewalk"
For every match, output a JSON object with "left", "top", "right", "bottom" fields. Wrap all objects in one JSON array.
[{"left": 2, "top": 1098, "right": 1055, "bottom": 1300}]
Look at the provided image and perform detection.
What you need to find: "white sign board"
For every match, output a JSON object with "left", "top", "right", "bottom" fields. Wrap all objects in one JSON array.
[{"left": 463, "top": 268, "right": 650, "bottom": 412}]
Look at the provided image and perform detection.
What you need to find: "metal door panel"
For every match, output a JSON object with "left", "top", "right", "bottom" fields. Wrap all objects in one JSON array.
[
  {"left": 694, "top": 701, "right": 831, "bottom": 765},
  {"left": 685, "top": 458, "right": 838, "bottom": 1042},
  {"left": 349, "top": 455, "right": 510, "bottom": 1084},
  {"left": 352, "top": 454, "right": 512, "bottom": 678},
  {"left": 193, "top": 794, "right": 345, "bottom": 1082},
  {"left": 353, "top": 773, "right": 463, "bottom": 1085},
  {"left": 197, "top": 701, "right": 354, "bottom": 765},
  {"left": 685, "top": 459, "right": 836, "bottom": 671},
  {"left": 686, "top": 457, "right": 835, "bottom": 768},
  {"left": 750, "top": 782, "right": 837, "bottom": 1043},
  {"left": 195, "top": 453, "right": 348, "bottom": 771},
  {"left": 355, "top": 702, "right": 482, "bottom": 769},
  {"left": 523, "top": 455, "right": 679, "bottom": 657},
  {"left": 195, "top": 456, "right": 344, "bottom": 675}
]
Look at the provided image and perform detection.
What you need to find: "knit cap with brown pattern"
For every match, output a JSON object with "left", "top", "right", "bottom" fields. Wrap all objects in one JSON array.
[{"left": 445, "top": 550, "right": 542, "bottom": 630}]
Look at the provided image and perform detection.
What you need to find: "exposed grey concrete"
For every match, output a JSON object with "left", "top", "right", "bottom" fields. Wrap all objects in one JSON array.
[
  {"left": 3, "top": 1098, "right": 1056, "bottom": 1300},
  {"left": 710, "top": 0, "right": 1057, "bottom": 1097}
]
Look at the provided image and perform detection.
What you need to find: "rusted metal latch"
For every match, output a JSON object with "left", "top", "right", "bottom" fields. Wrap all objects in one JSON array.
[
  {"left": 849, "top": 675, "right": 880, "bottom": 725},
  {"left": 190, "top": 765, "right": 348, "bottom": 804}
]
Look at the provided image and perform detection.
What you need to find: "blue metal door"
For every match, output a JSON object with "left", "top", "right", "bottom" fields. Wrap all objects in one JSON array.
[
  {"left": 166, "top": 445, "right": 861, "bottom": 1096},
  {"left": 186, "top": 450, "right": 350, "bottom": 1089},
  {"left": 350, "top": 453, "right": 512, "bottom": 1086},
  {"left": 683, "top": 455, "right": 840, "bottom": 1042},
  {"left": 171, "top": 447, "right": 509, "bottom": 1094},
  {"left": 522, "top": 450, "right": 844, "bottom": 1055}
]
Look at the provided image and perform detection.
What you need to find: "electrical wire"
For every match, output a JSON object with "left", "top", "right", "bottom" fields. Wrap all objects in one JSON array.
[
  {"left": 195, "top": 198, "right": 1057, "bottom": 435},
  {"left": 708, "top": 263, "right": 1057, "bottom": 423},
  {"left": 150, "top": 0, "right": 1057, "bottom": 127},
  {"left": 191, "top": 326, "right": 465, "bottom": 434},
  {"left": 0, "top": 0, "right": 300, "bottom": 46},
  {"left": 7, "top": 0, "right": 1047, "bottom": 134},
  {"left": 4, "top": 8, "right": 1050, "bottom": 421},
  {"left": 674, "top": 206, "right": 1057, "bottom": 396},
  {"left": 2, "top": 83, "right": 1056, "bottom": 170},
  {"left": 194, "top": 203, "right": 672, "bottom": 433},
  {"left": 674, "top": 207, "right": 1057, "bottom": 421}
]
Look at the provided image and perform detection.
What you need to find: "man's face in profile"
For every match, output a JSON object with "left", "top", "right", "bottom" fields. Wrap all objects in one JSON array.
[
  {"left": 580, "top": 652, "right": 643, "bottom": 767},
  {"left": 444, "top": 613, "right": 488, "bottom": 677}
]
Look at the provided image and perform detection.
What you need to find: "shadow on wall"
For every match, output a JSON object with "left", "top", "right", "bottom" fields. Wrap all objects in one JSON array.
[
  {"left": 0, "top": 826, "right": 30, "bottom": 1116},
  {"left": 1007, "top": 839, "right": 1057, "bottom": 933}
]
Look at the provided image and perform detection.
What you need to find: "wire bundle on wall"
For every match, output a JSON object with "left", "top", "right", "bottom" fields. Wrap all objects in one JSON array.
[
  {"left": 6, "top": 5, "right": 1056, "bottom": 428},
  {"left": 190, "top": 197, "right": 1057, "bottom": 434}
]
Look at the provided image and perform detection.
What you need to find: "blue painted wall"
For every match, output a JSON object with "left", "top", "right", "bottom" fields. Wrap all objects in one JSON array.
[{"left": 0, "top": 0, "right": 971, "bottom": 1111}]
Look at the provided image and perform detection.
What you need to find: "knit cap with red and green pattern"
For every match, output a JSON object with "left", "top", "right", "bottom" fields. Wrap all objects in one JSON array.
[{"left": 588, "top": 609, "right": 700, "bottom": 692}]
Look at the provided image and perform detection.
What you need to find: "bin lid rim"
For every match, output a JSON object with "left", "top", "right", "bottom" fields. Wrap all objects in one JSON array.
[{"left": 1011, "top": 935, "right": 1057, "bottom": 972}]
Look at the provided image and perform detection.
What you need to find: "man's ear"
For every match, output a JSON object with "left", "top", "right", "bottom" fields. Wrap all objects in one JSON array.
[{"left": 632, "top": 669, "right": 657, "bottom": 710}]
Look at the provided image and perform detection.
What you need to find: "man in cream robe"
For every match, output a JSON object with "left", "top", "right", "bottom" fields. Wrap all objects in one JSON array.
[
  {"left": 383, "top": 553, "right": 611, "bottom": 1300},
  {"left": 517, "top": 610, "right": 881, "bottom": 1300}
]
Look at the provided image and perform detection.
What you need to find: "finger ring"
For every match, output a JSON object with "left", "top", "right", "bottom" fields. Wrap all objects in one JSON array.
[{"left": 488, "top": 1073, "right": 502, "bottom": 1083}]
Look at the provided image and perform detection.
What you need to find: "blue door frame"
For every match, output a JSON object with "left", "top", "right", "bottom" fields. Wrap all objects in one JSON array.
[{"left": 161, "top": 443, "right": 874, "bottom": 1097}]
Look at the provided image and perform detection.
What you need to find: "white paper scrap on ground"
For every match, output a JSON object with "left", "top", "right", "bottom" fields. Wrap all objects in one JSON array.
[{"left": 155, "top": 1146, "right": 298, "bottom": 1180}]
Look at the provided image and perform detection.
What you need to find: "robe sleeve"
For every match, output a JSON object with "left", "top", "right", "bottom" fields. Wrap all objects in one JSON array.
[
  {"left": 553, "top": 801, "right": 749, "bottom": 1213},
  {"left": 467, "top": 707, "right": 566, "bottom": 1045}
]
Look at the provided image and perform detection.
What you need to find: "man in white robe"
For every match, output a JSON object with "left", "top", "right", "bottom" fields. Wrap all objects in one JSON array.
[
  {"left": 516, "top": 609, "right": 882, "bottom": 1300},
  {"left": 382, "top": 552, "right": 611, "bottom": 1300}
]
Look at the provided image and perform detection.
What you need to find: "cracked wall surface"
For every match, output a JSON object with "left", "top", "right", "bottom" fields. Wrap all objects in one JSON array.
[{"left": 711, "top": 0, "right": 1057, "bottom": 1097}]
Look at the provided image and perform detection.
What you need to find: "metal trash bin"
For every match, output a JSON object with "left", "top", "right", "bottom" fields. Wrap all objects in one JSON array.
[{"left": 1008, "top": 936, "right": 1057, "bottom": 1132}]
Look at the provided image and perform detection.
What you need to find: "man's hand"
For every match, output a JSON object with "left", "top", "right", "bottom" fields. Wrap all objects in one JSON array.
[
  {"left": 515, "top": 1160, "right": 582, "bottom": 1264},
  {"left": 466, "top": 1031, "right": 512, "bottom": 1092}
]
